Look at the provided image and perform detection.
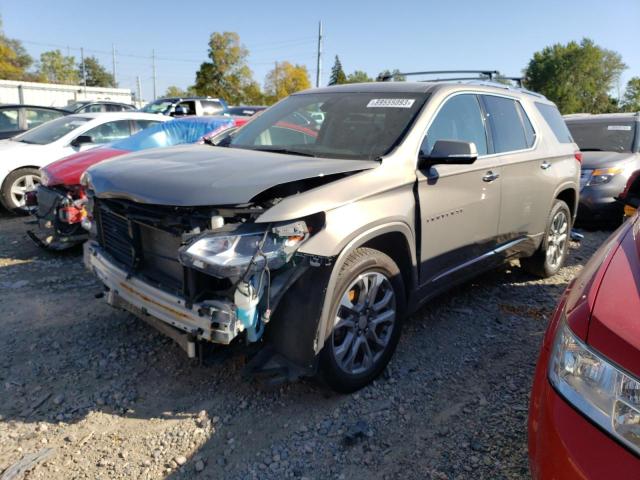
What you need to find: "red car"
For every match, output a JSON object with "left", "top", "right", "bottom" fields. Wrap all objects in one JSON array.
[
  {"left": 528, "top": 213, "right": 640, "bottom": 478},
  {"left": 28, "top": 116, "right": 240, "bottom": 249}
]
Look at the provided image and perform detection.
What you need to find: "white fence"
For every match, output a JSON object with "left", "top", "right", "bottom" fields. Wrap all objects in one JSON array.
[{"left": 0, "top": 79, "right": 134, "bottom": 108}]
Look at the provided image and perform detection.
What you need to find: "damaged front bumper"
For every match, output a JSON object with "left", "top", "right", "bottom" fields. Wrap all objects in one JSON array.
[
  {"left": 84, "top": 241, "right": 244, "bottom": 346},
  {"left": 28, "top": 186, "right": 88, "bottom": 250}
]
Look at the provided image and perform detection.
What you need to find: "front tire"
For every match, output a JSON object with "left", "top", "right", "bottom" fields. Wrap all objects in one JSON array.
[
  {"left": 319, "top": 248, "right": 405, "bottom": 393},
  {"left": 521, "top": 199, "right": 571, "bottom": 278},
  {"left": 1, "top": 167, "right": 41, "bottom": 213}
]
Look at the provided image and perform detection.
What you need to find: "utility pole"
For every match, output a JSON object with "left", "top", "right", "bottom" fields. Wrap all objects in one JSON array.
[
  {"left": 80, "top": 47, "right": 87, "bottom": 92},
  {"left": 136, "top": 76, "right": 142, "bottom": 104},
  {"left": 112, "top": 44, "right": 117, "bottom": 86},
  {"left": 152, "top": 49, "right": 157, "bottom": 100},
  {"left": 274, "top": 61, "right": 279, "bottom": 99},
  {"left": 316, "top": 20, "right": 323, "bottom": 88}
]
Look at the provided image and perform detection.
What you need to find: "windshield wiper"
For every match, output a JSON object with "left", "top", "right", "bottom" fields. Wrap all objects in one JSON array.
[{"left": 251, "top": 147, "right": 317, "bottom": 157}]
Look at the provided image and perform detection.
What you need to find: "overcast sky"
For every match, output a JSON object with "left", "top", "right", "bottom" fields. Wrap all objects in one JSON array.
[{"left": 1, "top": 0, "right": 638, "bottom": 103}]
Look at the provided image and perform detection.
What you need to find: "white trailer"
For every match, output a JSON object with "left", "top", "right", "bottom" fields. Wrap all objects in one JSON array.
[{"left": 0, "top": 79, "right": 134, "bottom": 108}]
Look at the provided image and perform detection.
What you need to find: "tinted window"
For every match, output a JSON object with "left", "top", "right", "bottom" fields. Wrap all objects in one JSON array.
[
  {"left": 84, "top": 120, "right": 131, "bottom": 144},
  {"left": 483, "top": 95, "right": 529, "bottom": 153},
  {"left": 15, "top": 116, "right": 90, "bottom": 144},
  {"left": 25, "top": 108, "right": 65, "bottom": 129},
  {"left": 177, "top": 101, "right": 196, "bottom": 115},
  {"left": 106, "top": 104, "right": 125, "bottom": 112},
  {"left": 535, "top": 103, "right": 573, "bottom": 143},
  {"left": 567, "top": 121, "right": 635, "bottom": 153},
  {"left": 201, "top": 101, "right": 224, "bottom": 115},
  {"left": 422, "top": 94, "right": 488, "bottom": 156},
  {"left": 516, "top": 103, "right": 536, "bottom": 148},
  {"left": 79, "top": 104, "right": 105, "bottom": 113},
  {"left": 0, "top": 108, "right": 20, "bottom": 133}
]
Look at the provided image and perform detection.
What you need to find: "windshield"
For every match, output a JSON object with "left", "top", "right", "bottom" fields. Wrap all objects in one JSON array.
[
  {"left": 111, "top": 117, "right": 234, "bottom": 151},
  {"left": 140, "top": 100, "right": 175, "bottom": 114},
  {"left": 567, "top": 121, "right": 636, "bottom": 153},
  {"left": 14, "top": 116, "right": 90, "bottom": 145},
  {"left": 228, "top": 92, "right": 428, "bottom": 160}
]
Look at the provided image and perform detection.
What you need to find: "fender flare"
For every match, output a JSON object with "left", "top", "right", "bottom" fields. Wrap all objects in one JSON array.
[{"left": 312, "top": 221, "right": 417, "bottom": 355}]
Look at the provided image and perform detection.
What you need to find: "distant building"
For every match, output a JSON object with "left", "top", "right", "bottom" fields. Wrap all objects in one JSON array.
[{"left": 0, "top": 79, "right": 134, "bottom": 108}]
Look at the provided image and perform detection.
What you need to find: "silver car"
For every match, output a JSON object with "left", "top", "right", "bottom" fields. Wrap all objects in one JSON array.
[{"left": 82, "top": 81, "right": 580, "bottom": 392}]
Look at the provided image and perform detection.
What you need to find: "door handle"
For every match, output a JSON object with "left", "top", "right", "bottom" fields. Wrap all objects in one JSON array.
[
  {"left": 482, "top": 171, "right": 500, "bottom": 182},
  {"left": 540, "top": 161, "right": 552, "bottom": 170}
]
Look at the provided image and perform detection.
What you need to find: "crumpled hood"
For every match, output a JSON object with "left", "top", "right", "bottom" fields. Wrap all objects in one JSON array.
[
  {"left": 43, "top": 147, "right": 126, "bottom": 187},
  {"left": 86, "top": 144, "right": 379, "bottom": 206},
  {"left": 581, "top": 151, "right": 637, "bottom": 170}
]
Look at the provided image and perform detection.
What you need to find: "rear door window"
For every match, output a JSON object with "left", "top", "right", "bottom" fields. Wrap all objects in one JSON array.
[
  {"left": 422, "top": 94, "right": 488, "bottom": 156},
  {"left": 0, "top": 108, "right": 20, "bottom": 133},
  {"left": 535, "top": 103, "right": 573, "bottom": 143},
  {"left": 482, "top": 95, "right": 530, "bottom": 153}
]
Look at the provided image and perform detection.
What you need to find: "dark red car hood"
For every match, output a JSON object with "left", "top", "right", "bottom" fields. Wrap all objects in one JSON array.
[
  {"left": 588, "top": 215, "right": 640, "bottom": 379},
  {"left": 43, "top": 147, "right": 127, "bottom": 187}
]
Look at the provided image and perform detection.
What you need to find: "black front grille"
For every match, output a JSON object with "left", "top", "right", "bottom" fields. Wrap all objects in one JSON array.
[{"left": 97, "top": 205, "right": 136, "bottom": 269}]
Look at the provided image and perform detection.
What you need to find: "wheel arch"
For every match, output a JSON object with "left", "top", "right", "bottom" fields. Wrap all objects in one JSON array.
[
  {"left": 554, "top": 186, "right": 578, "bottom": 222},
  {"left": 313, "top": 222, "right": 417, "bottom": 356}
]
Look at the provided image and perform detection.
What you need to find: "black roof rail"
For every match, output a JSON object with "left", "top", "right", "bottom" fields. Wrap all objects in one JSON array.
[{"left": 378, "top": 70, "right": 500, "bottom": 82}]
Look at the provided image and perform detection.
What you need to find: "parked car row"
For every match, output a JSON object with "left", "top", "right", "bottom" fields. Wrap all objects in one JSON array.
[{"left": 2, "top": 79, "right": 639, "bottom": 478}]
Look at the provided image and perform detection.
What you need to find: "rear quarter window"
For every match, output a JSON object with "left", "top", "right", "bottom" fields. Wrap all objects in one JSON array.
[{"left": 535, "top": 103, "right": 573, "bottom": 143}]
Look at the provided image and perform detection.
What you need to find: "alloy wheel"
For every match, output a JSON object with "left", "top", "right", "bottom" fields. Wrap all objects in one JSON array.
[
  {"left": 546, "top": 210, "right": 568, "bottom": 269},
  {"left": 10, "top": 174, "right": 40, "bottom": 209},
  {"left": 330, "top": 271, "right": 396, "bottom": 376}
]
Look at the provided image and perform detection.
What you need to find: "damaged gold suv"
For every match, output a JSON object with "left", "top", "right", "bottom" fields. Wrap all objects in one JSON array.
[{"left": 82, "top": 78, "right": 580, "bottom": 392}]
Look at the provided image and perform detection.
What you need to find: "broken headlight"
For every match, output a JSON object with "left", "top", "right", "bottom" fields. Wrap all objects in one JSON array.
[{"left": 178, "top": 220, "right": 309, "bottom": 280}]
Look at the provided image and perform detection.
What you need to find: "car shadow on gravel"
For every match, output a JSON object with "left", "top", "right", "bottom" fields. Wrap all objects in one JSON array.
[{"left": 0, "top": 223, "right": 610, "bottom": 479}]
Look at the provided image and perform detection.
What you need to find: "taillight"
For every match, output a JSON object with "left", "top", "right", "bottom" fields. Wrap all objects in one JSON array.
[
  {"left": 574, "top": 151, "right": 583, "bottom": 163},
  {"left": 25, "top": 190, "right": 38, "bottom": 207}
]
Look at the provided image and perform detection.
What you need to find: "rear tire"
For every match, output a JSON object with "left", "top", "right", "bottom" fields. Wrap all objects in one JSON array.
[
  {"left": 319, "top": 247, "right": 405, "bottom": 393},
  {"left": 521, "top": 199, "right": 571, "bottom": 278},
  {"left": 1, "top": 167, "right": 41, "bottom": 214}
]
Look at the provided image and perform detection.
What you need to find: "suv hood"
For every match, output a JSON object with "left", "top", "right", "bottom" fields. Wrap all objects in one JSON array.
[
  {"left": 588, "top": 216, "right": 640, "bottom": 379},
  {"left": 581, "top": 151, "right": 637, "bottom": 170},
  {"left": 86, "top": 144, "right": 379, "bottom": 206}
]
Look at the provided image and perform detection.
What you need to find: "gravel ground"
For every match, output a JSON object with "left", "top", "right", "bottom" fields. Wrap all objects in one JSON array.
[{"left": 0, "top": 210, "right": 610, "bottom": 480}]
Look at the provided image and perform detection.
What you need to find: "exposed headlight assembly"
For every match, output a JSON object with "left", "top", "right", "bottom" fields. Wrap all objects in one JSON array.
[
  {"left": 178, "top": 220, "right": 309, "bottom": 280},
  {"left": 549, "top": 320, "right": 640, "bottom": 455}
]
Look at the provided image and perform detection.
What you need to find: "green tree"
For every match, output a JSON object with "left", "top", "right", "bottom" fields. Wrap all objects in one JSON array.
[
  {"left": 622, "top": 77, "right": 640, "bottom": 112},
  {"left": 264, "top": 61, "right": 310, "bottom": 103},
  {"left": 376, "top": 69, "right": 406, "bottom": 82},
  {"left": 193, "top": 32, "right": 255, "bottom": 104},
  {"left": 38, "top": 50, "right": 79, "bottom": 84},
  {"left": 163, "top": 85, "right": 190, "bottom": 97},
  {"left": 328, "top": 55, "right": 347, "bottom": 85},
  {"left": 524, "top": 38, "right": 626, "bottom": 114},
  {"left": 346, "top": 70, "right": 372, "bottom": 83},
  {"left": 240, "top": 81, "right": 264, "bottom": 105},
  {"left": 0, "top": 16, "right": 33, "bottom": 80},
  {"left": 79, "top": 56, "right": 116, "bottom": 87}
]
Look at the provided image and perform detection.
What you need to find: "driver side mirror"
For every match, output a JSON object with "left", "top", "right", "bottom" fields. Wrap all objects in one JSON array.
[
  {"left": 71, "top": 135, "right": 93, "bottom": 148},
  {"left": 418, "top": 140, "right": 478, "bottom": 169}
]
